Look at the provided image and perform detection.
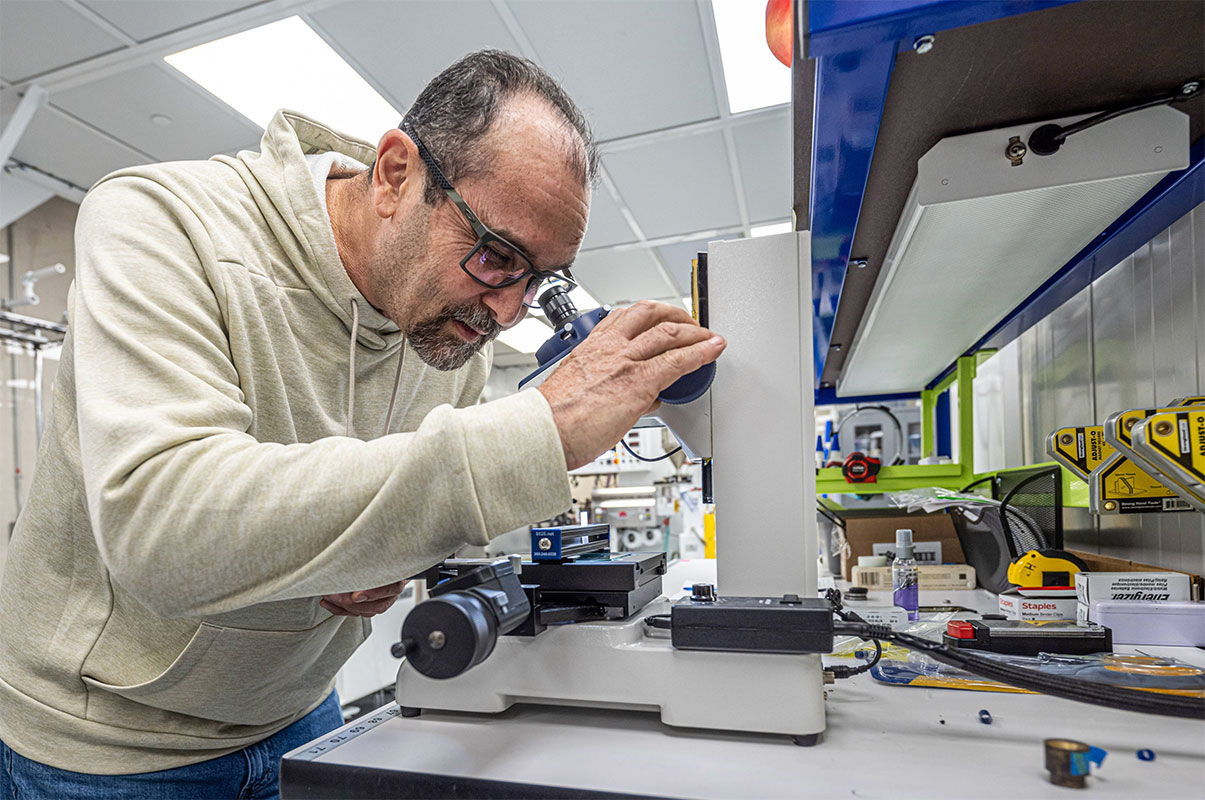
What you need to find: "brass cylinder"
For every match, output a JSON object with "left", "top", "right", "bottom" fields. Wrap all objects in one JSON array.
[{"left": 1045, "top": 738, "right": 1090, "bottom": 788}]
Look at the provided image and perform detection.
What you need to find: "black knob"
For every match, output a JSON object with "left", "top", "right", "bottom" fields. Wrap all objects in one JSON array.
[
  {"left": 845, "top": 586, "right": 868, "bottom": 601},
  {"left": 691, "top": 583, "right": 717, "bottom": 602}
]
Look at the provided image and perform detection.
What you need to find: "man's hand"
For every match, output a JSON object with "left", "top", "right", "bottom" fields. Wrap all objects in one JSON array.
[
  {"left": 321, "top": 581, "right": 407, "bottom": 617},
  {"left": 538, "top": 300, "right": 726, "bottom": 470}
]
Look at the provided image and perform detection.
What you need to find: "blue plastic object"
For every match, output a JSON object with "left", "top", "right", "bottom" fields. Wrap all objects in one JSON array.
[
  {"left": 1137, "top": 749, "right": 1156, "bottom": 762},
  {"left": 524, "top": 304, "right": 715, "bottom": 405},
  {"left": 978, "top": 709, "right": 992, "bottom": 724}
]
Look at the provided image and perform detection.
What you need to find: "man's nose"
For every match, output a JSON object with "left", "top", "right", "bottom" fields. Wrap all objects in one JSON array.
[{"left": 481, "top": 281, "right": 527, "bottom": 328}]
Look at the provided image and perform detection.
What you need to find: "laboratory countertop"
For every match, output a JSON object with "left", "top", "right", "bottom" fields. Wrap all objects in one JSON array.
[{"left": 282, "top": 564, "right": 1205, "bottom": 800}]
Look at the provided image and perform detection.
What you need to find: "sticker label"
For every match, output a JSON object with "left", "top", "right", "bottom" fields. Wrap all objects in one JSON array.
[
  {"left": 1091, "top": 452, "right": 1187, "bottom": 514},
  {"left": 1049, "top": 426, "right": 1113, "bottom": 480},
  {"left": 1135, "top": 409, "right": 1205, "bottom": 496}
]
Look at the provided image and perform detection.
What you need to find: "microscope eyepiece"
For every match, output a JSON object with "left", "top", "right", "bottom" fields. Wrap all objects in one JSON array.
[{"left": 538, "top": 283, "right": 578, "bottom": 330}]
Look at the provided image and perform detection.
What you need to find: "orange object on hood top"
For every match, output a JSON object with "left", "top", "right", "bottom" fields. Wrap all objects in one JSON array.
[{"left": 766, "top": 0, "right": 793, "bottom": 67}]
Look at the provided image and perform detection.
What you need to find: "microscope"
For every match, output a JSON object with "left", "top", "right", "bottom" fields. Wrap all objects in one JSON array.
[{"left": 394, "top": 232, "right": 827, "bottom": 745}]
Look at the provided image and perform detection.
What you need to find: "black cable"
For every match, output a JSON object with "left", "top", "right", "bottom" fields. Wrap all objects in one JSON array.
[
  {"left": 620, "top": 438, "right": 682, "bottom": 462},
  {"left": 824, "top": 589, "right": 882, "bottom": 679},
  {"left": 832, "top": 620, "right": 1205, "bottom": 720},
  {"left": 643, "top": 614, "right": 672, "bottom": 630},
  {"left": 1029, "top": 79, "right": 1203, "bottom": 156}
]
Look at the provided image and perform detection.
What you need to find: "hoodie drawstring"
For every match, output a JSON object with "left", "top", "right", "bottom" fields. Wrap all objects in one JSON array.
[
  {"left": 347, "top": 298, "right": 405, "bottom": 438},
  {"left": 347, "top": 299, "right": 359, "bottom": 437}
]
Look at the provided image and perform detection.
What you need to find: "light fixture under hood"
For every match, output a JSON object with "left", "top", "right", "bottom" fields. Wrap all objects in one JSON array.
[{"left": 839, "top": 104, "right": 1189, "bottom": 396}]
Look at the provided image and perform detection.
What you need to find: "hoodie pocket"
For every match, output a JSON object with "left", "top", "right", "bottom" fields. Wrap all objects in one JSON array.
[{"left": 81, "top": 616, "right": 368, "bottom": 726}]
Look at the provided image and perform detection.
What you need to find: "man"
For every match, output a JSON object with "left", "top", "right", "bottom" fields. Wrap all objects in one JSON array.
[{"left": 0, "top": 50, "right": 724, "bottom": 796}]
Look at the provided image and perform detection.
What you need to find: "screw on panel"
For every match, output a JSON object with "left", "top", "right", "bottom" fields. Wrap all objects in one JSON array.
[
  {"left": 1060, "top": 433, "right": 1074, "bottom": 446},
  {"left": 1104, "top": 500, "right": 1118, "bottom": 511},
  {"left": 913, "top": 35, "right": 935, "bottom": 54},
  {"left": 537, "top": 537, "right": 552, "bottom": 551},
  {"left": 1154, "top": 420, "right": 1174, "bottom": 436},
  {"left": 427, "top": 631, "right": 446, "bottom": 650},
  {"left": 1006, "top": 136, "right": 1027, "bottom": 166},
  {"left": 1126, "top": 417, "right": 1138, "bottom": 430}
]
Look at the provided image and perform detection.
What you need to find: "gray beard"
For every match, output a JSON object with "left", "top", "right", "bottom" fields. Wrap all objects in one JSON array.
[{"left": 407, "top": 301, "right": 501, "bottom": 371}]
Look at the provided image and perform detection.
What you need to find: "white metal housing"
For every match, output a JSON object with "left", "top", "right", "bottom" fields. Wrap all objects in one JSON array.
[{"left": 840, "top": 104, "right": 1189, "bottom": 395}]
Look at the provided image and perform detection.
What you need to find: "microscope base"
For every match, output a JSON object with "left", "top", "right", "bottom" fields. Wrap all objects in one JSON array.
[{"left": 394, "top": 598, "right": 827, "bottom": 745}]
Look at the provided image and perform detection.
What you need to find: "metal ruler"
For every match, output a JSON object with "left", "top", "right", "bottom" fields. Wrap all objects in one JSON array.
[{"left": 287, "top": 702, "right": 403, "bottom": 762}]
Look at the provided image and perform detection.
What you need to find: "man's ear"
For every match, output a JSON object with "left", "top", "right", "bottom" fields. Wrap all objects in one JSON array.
[{"left": 372, "top": 128, "right": 418, "bottom": 219}]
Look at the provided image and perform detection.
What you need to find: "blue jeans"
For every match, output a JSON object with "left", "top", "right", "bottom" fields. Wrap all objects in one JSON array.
[{"left": 1, "top": 692, "right": 342, "bottom": 800}]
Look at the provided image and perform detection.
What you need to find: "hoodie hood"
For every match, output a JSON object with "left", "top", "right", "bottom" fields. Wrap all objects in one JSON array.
[{"left": 227, "top": 110, "right": 401, "bottom": 352}]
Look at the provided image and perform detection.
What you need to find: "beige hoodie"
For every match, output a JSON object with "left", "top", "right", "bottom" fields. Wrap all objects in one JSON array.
[{"left": 0, "top": 111, "right": 571, "bottom": 773}]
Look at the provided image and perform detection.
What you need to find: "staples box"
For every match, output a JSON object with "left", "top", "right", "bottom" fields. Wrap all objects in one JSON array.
[
  {"left": 1074, "top": 572, "right": 1192, "bottom": 606},
  {"left": 998, "top": 591, "right": 1078, "bottom": 620}
]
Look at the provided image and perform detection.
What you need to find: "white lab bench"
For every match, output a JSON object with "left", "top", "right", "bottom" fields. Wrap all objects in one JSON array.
[{"left": 281, "top": 563, "right": 1205, "bottom": 799}]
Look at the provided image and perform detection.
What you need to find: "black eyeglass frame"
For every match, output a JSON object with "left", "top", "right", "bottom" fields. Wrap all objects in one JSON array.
[{"left": 400, "top": 120, "right": 575, "bottom": 303}]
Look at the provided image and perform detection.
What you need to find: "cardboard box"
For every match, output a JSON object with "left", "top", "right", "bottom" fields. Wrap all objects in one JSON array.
[
  {"left": 850, "top": 564, "right": 977, "bottom": 591},
  {"left": 1074, "top": 572, "right": 1192, "bottom": 605},
  {"left": 838, "top": 513, "right": 964, "bottom": 581},
  {"left": 1066, "top": 550, "right": 1203, "bottom": 599},
  {"left": 998, "top": 591, "right": 1078, "bottom": 620}
]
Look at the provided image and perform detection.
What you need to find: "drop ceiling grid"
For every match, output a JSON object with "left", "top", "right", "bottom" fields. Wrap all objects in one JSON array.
[
  {"left": 2, "top": 0, "right": 787, "bottom": 312},
  {"left": 51, "top": 63, "right": 264, "bottom": 163},
  {"left": 731, "top": 110, "right": 792, "bottom": 226},
  {"left": 580, "top": 189, "right": 640, "bottom": 251},
  {"left": 78, "top": 0, "right": 261, "bottom": 44},
  {"left": 10, "top": 105, "right": 150, "bottom": 189},
  {"left": 0, "top": 0, "right": 126, "bottom": 83},
  {"left": 569, "top": 247, "right": 680, "bottom": 307},
  {"left": 307, "top": 0, "right": 523, "bottom": 117},
  {"left": 504, "top": 0, "right": 720, "bottom": 142},
  {"left": 601, "top": 129, "right": 741, "bottom": 241}
]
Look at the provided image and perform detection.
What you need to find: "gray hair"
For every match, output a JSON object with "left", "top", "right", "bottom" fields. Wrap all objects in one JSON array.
[{"left": 402, "top": 49, "right": 599, "bottom": 204}]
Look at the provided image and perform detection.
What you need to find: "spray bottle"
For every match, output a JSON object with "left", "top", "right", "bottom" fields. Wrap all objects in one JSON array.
[{"left": 892, "top": 528, "right": 919, "bottom": 621}]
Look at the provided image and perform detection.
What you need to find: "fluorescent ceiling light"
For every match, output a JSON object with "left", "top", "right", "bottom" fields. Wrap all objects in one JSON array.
[
  {"left": 750, "top": 221, "right": 792, "bottom": 237},
  {"left": 165, "top": 17, "right": 400, "bottom": 144},
  {"left": 711, "top": 0, "right": 791, "bottom": 114},
  {"left": 497, "top": 318, "right": 552, "bottom": 354}
]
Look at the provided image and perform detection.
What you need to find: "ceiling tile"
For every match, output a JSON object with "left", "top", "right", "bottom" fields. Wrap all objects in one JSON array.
[
  {"left": 12, "top": 107, "right": 150, "bottom": 189},
  {"left": 570, "top": 247, "right": 678, "bottom": 307},
  {"left": 53, "top": 65, "right": 263, "bottom": 162},
  {"left": 0, "top": 0, "right": 126, "bottom": 83},
  {"left": 580, "top": 188, "right": 637, "bottom": 250},
  {"left": 308, "top": 1, "right": 520, "bottom": 113},
  {"left": 79, "top": 1, "right": 258, "bottom": 42},
  {"left": 509, "top": 0, "right": 719, "bottom": 141},
  {"left": 732, "top": 111, "right": 792, "bottom": 225},
  {"left": 603, "top": 131, "right": 740, "bottom": 240}
]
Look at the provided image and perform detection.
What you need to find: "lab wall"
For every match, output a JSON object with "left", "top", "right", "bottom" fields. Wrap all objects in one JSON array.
[
  {"left": 975, "top": 203, "right": 1205, "bottom": 574},
  {"left": 0, "top": 197, "right": 77, "bottom": 578}
]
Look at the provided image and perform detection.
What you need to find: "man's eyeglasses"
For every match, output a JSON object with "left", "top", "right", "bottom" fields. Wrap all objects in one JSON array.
[{"left": 401, "top": 120, "right": 573, "bottom": 309}]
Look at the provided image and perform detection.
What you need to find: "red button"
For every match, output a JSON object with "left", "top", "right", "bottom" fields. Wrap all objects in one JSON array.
[{"left": 947, "top": 620, "right": 975, "bottom": 639}]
